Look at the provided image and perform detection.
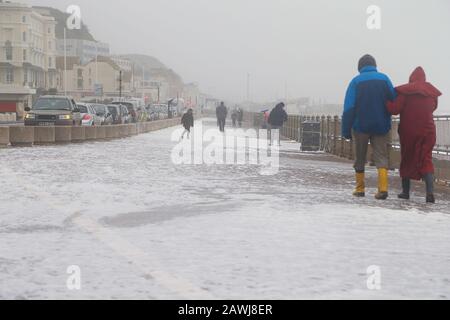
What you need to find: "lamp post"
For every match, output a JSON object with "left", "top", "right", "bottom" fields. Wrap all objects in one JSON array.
[
  {"left": 119, "top": 70, "right": 122, "bottom": 99},
  {"left": 63, "top": 27, "right": 67, "bottom": 96}
]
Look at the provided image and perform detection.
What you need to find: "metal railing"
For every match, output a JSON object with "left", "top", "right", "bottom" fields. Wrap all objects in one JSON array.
[{"left": 251, "top": 113, "right": 450, "bottom": 185}]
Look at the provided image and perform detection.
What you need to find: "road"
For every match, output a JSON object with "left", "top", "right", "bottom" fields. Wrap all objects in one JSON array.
[{"left": 1, "top": 119, "right": 450, "bottom": 299}]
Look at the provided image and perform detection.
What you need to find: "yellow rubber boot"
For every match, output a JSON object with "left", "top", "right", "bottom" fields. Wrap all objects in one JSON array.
[
  {"left": 375, "top": 168, "right": 389, "bottom": 200},
  {"left": 353, "top": 172, "right": 365, "bottom": 197}
]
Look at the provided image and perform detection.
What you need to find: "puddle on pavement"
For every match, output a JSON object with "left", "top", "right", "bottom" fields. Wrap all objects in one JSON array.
[{"left": 100, "top": 202, "right": 240, "bottom": 228}]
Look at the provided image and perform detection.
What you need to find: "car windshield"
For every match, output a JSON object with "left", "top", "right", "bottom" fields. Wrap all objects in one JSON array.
[
  {"left": 93, "top": 105, "right": 106, "bottom": 114},
  {"left": 107, "top": 106, "right": 117, "bottom": 115},
  {"left": 77, "top": 105, "right": 89, "bottom": 113},
  {"left": 33, "top": 98, "right": 71, "bottom": 111}
]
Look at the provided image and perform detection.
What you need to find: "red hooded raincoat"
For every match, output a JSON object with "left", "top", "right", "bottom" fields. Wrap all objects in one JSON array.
[{"left": 387, "top": 67, "right": 442, "bottom": 180}]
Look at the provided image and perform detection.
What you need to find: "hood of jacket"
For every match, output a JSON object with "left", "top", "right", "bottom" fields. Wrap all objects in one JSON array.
[{"left": 396, "top": 67, "right": 442, "bottom": 98}]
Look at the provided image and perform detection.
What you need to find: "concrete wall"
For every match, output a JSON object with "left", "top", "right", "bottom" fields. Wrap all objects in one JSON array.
[
  {"left": 0, "top": 118, "right": 181, "bottom": 148},
  {"left": 0, "top": 113, "right": 17, "bottom": 122},
  {"left": 0, "top": 126, "right": 10, "bottom": 147},
  {"left": 9, "top": 127, "right": 34, "bottom": 147},
  {"left": 34, "top": 127, "right": 56, "bottom": 145}
]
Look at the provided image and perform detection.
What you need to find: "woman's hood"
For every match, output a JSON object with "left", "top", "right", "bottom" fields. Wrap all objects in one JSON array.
[
  {"left": 396, "top": 67, "right": 442, "bottom": 98},
  {"left": 409, "top": 66, "right": 426, "bottom": 83}
]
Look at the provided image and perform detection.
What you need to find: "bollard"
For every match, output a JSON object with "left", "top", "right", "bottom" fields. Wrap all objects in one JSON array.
[
  {"left": 0, "top": 126, "right": 10, "bottom": 147},
  {"left": 55, "top": 126, "right": 72, "bottom": 143},
  {"left": 9, "top": 126, "right": 34, "bottom": 147},
  {"left": 34, "top": 126, "right": 55, "bottom": 145},
  {"left": 85, "top": 126, "right": 97, "bottom": 140}
]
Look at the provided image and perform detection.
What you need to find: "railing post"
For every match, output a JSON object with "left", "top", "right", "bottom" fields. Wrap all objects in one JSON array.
[
  {"left": 333, "top": 116, "right": 338, "bottom": 155},
  {"left": 320, "top": 115, "right": 325, "bottom": 151},
  {"left": 338, "top": 117, "right": 344, "bottom": 157},
  {"left": 325, "top": 116, "right": 330, "bottom": 153}
]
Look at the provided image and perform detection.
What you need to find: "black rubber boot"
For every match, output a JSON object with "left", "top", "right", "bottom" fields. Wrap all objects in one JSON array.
[
  {"left": 398, "top": 178, "right": 410, "bottom": 200},
  {"left": 424, "top": 174, "right": 435, "bottom": 204}
]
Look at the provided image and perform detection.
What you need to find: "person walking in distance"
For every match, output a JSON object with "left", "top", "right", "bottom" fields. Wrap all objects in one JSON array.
[
  {"left": 342, "top": 54, "right": 396, "bottom": 200},
  {"left": 180, "top": 108, "right": 194, "bottom": 140},
  {"left": 216, "top": 102, "right": 228, "bottom": 132},
  {"left": 387, "top": 67, "right": 442, "bottom": 203},
  {"left": 268, "top": 102, "right": 288, "bottom": 146},
  {"left": 231, "top": 109, "right": 238, "bottom": 128},
  {"left": 237, "top": 108, "right": 244, "bottom": 128}
]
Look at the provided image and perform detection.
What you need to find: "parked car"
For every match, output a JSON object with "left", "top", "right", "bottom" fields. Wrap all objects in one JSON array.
[
  {"left": 77, "top": 103, "right": 102, "bottom": 126},
  {"left": 146, "top": 105, "right": 159, "bottom": 121},
  {"left": 120, "top": 105, "right": 131, "bottom": 124},
  {"left": 137, "top": 106, "right": 148, "bottom": 122},
  {"left": 24, "top": 95, "right": 81, "bottom": 126},
  {"left": 152, "top": 104, "right": 169, "bottom": 120},
  {"left": 107, "top": 104, "right": 122, "bottom": 124},
  {"left": 159, "top": 105, "right": 169, "bottom": 120},
  {"left": 111, "top": 101, "right": 138, "bottom": 123},
  {"left": 92, "top": 104, "right": 113, "bottom": 125},
  {"left": 169, "top": 98, "right": 185, "bottom": 117},
  {"left": 169, "top": 105, "right": 178, "bottom": 117}
]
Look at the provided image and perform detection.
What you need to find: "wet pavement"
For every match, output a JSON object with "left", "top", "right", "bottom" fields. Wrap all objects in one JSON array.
[{"left": 1, "top": 119, "right": 450, "bottom": 299}]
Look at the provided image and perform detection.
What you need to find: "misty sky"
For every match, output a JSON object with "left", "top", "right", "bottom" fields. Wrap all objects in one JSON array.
[{"left": 27, "top": 0, "right": 450, "bottom": 110}]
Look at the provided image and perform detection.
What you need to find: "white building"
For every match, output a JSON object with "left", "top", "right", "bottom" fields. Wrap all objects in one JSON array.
[
  {"left": 110, "top": 55, "right": 132, "bottom": 72},
  {"left": 0, "top": 1, "right": 57, "bottom": 117},
  {"left": 56, "top": 38, "right": 110, "bottom": 64}
]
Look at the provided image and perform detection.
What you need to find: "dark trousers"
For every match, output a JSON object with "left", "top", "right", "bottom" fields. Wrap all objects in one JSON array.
[
  {"left": 353, "top": 131, "right": 390, "bottom": 172},
  {"left": 402, "top": 174, "right": 434, "bottom": 195},
  {"left": 218, "top": 118, "right": 226, "bottom": 132}
]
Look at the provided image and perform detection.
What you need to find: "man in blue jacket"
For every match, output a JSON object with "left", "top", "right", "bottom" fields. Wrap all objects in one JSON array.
[{"left": 342, "top": 54, "right": 395, "bottom": 200}]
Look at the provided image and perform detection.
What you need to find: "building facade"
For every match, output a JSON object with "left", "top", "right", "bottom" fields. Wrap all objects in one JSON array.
[
  {"left": 0, "top": 1, "right": 57, "bottom": 116},
  {"left": 183, "top": 82, "right": 201, "bottom": 109},
  {"left": 56, "top": 38, "right": 110, "bottom": 65},
  {"left": 55, "top": 55, "right": 132, "bottom": 99}
]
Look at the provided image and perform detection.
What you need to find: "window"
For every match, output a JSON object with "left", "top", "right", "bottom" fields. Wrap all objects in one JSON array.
[
  {"left": 6, "top": 69, "right": 14, "bottom": 84},
  {"left": 48, "top": 57, "right": 52, "bottom": 68},
  {"left": 24, "top": 70, "right": 28, "bottom": 84},
  {"left": 23, "top": 49, "right": 27, "bottom": 61},
  {"left": 5, "top": 41, "right": 12, "bottom": 60},
  {"left": 77, "top": 69, "right": 83, "bottom": 77},
  {"left": 23, "top": 31, "right": 27, "bottom": 42}
]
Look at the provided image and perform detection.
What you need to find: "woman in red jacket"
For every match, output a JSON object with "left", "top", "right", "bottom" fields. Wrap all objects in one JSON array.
[{"left": 387, "top": 67, "right": 442, "bottom": 203}]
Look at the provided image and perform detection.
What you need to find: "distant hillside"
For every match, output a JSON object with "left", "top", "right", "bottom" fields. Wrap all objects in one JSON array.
[
  {"left": 122, "top": 54, "right": 184, "bottom": 85},
  {"left": 33, "top": 6, "right": 96, "bottom": 41},
  {"left": 120, "top": 54, "right": 167, "bottom": 70}
]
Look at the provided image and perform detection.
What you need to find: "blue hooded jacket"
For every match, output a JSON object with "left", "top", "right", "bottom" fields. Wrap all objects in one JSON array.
[{"left": 342, "top": 66, "right": 395, "bottom": 139}]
